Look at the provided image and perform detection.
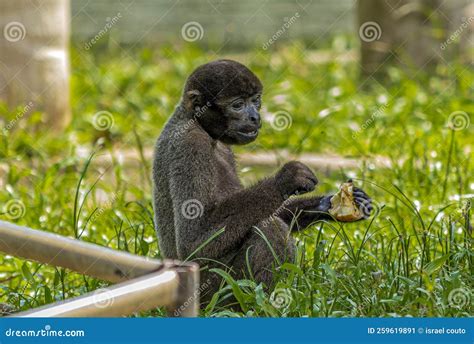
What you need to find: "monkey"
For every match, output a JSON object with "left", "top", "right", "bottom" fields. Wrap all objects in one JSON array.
[{"left": 152, "top": 59, "right": 372, "bottom": 303}]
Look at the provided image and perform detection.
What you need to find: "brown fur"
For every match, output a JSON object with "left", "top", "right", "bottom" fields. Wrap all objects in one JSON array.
[{"left": 152, "top": 60, "right": 372, "bottom": 303}]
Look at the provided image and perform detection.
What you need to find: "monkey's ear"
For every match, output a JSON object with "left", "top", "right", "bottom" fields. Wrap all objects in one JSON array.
[{"left": 185, "top": 90, "right": 202, "bottom": 109}]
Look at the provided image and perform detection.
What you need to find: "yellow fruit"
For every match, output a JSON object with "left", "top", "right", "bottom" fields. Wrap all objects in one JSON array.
[{"left": 328, "top": 181, "right": 363, "bottom": 222}]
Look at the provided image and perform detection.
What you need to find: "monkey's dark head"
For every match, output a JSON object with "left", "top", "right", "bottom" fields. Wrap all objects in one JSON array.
[{"left": 183, "top": 59, "right": 263, "bottom": 145}]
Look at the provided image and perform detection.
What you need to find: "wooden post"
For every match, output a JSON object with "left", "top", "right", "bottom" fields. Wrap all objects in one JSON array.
[
  {"left": 0, "top": 0, "right": 71, "bottom": 130},
  {"left": 357, "top": 0, "right": 471, "bottom": 79}
]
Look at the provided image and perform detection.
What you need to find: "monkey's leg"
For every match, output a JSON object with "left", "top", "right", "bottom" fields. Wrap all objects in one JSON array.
[
  {"left": 199, "top": 220, "right": 296, "bottom": 309},
  {"left": 231, "top": 219, "right": 296, "bottom": 288}
]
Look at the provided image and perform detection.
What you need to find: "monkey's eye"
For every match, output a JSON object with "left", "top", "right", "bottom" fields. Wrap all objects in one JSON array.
[
  {"left": 251, "top": 95, "right": 261, "bottom": 105},
  {"left": 231, "top": 101, "right": 245, "bottom": 111}
]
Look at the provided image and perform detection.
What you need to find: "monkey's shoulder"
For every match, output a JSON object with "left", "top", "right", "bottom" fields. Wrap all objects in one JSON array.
[{"left": 155, "top": 127, "right": 217, "bottom": 178}]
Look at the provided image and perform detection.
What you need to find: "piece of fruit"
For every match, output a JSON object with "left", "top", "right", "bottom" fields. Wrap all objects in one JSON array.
[{"left": 328, "top": 180, "right": 363, "bottom": 222}]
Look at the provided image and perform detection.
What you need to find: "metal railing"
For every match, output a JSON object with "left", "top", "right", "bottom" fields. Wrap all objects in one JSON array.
[{"left": 0, "top": 220, "right": 199, "bottom": 317}]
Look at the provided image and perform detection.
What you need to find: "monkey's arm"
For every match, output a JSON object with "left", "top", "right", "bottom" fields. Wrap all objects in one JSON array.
[
  {"left": 278, "top": 187, "right": 372, "bottom": 231},
  {"left": 170, "top": 136, "right": 285, "bottom": 261},
  {"left": 277, "top": 196, "right": 333, "bottom": 231},
  {"left": 174, "top": 180, "right": 284, "bottom": 260}
]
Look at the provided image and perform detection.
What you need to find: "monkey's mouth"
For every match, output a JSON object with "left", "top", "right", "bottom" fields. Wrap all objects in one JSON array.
[
  {"left": 237, "top": 130, "right": 258, "bottom": 139},
  {"left": 236, "top": 129, "right": 258, "bottom": 139}
]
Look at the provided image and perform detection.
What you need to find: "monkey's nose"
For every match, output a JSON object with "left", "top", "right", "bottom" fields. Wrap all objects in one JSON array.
[{"left": 248, "top": 112, "right": 261, "bottom": 125}]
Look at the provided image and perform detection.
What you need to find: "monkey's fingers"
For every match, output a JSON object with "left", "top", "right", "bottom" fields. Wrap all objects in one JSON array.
[
  {"left": 295, "top": 177, "right": 317, "bottom": 195},
  {"left": 353, "top": 187, "right": 370, "bottom": 198},
  {"left": 305, "top": 173, "right": 318, "bottom": 186},
  {"left": 355, "top": 197, "right": 373, "bottom": 217}
]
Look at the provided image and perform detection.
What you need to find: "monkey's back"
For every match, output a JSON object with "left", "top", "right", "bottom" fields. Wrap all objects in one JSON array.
[{"left": 152, "top": 114, "right": 181, "bottom": 259}]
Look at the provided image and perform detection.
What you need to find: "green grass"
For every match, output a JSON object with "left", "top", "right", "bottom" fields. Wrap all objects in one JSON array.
[{"left": 0, "top": 40, "right": 472, "bottom": 317}]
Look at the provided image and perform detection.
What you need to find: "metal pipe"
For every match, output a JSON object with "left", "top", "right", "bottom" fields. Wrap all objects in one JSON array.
[
  {"left": 12, "top": 270, "right": 179, "bottom": 317},
  {"left": 0, "top": 220, "right": 165, "bottom": 283},
  {"left": 167, "top": 263, "right": 200, "bottom": 317},
  {"left": 0, "top": 220, "right": 200, "bottom": 317}
]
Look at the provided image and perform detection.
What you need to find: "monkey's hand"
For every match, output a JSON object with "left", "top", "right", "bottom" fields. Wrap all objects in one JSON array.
[
  {"left": 279, "top": 187, "right": 373, "bottom": 230},
  {"left": 315, "top": 195, "right": 333, "bottom": 213},
  {"left": 275, "top": 161, "right": 318, "bottom": 199},
  {"left": 352, "top": 187, "right": 373, "bottom": 220}
]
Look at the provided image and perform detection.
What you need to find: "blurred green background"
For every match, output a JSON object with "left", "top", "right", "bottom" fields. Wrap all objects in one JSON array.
[{"left": 0, "top": 0, "right": 472, "bottom": 317}]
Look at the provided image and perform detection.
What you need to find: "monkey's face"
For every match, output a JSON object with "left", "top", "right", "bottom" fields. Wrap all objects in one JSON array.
[
  {"left": 194, "top": 93, "right": 262, "bottom": 145},
  {"left": 183, "top": 59, "right": 264, "bottom": 145},
  {"left": 217, "top": 93, "right": 262, "bottom": 145}
]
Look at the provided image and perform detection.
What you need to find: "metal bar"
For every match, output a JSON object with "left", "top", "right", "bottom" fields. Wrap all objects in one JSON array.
[
  {"left": 0, "top": 220, "right": 200, "bottom": 317},
  {"left": 0, "top": 220, "right": 167, "bottom": 283},
  {"left": 167, "top": 263, "right": 200, "bottom": 317},
  {"left": 11, "top": 270, "right": 179, "bottom": 317}
]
